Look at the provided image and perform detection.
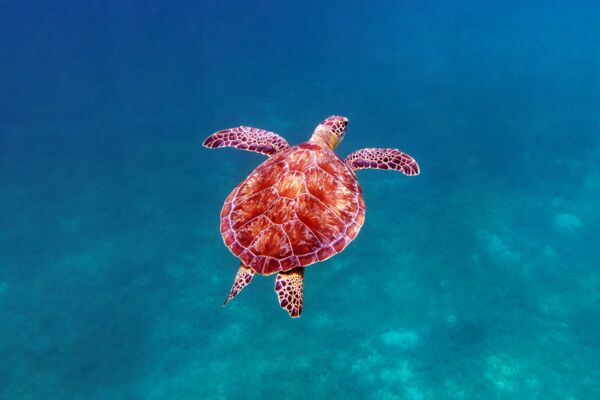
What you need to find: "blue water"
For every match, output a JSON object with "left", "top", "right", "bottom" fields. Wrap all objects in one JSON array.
[{"left": 2, "top": 1, "right": 599, "bottom": 398}]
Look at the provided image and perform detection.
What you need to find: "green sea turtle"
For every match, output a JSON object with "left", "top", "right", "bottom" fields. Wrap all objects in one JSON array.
[{"left": 204, "top": 116, "right": 419, "bottom": 317}]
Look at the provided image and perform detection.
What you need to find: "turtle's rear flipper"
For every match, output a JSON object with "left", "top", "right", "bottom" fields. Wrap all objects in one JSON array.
[
  {"left": 275, "top": 267, "right": 304, "bottom": 318},
  {"left": 224, "top": 264, "right": 255, "bottom": 306}
]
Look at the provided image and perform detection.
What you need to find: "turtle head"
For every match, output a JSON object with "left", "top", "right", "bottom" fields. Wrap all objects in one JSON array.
[{"left": 309, "top": 115, "right": 349, "bottom": 150}]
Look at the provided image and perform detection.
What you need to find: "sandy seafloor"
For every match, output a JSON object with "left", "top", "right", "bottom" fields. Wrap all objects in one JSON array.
[{"left": 1, "top": 1, "right": 600, "bottom": 399}]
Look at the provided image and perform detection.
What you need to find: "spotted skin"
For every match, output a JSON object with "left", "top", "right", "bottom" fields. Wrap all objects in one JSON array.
[
  {"left": 203, "top": 126, "right": 290, "bottom": 156},
  {"left": 309, "top": 115, "right": 348, "bottom": 150},
  {"left": 223, "top": 264, "right": 254, "bottom": 306},
  {"left": 345, "top": 148, "right": 420, "bottom": 176},
  {"left": 220, "top": 143, "right": 365, "bottom": 275},
  {"left": 275, "top": 267, "right": 304, "bottom": 318},
  {"left": 320, "top": 115, "right": 348, "bottom": 139}
]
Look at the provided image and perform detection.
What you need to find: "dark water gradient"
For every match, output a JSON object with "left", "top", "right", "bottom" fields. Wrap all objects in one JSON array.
[{"left": 1, "top": 1, "right": 599, "bottom": 399}]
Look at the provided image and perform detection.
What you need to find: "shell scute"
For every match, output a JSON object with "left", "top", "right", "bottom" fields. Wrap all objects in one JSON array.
[
  {"left": 317, "top": 155, "right": 359, "bottom": 192},
  {"left": 317, "top": 246, "right": 336, "bottom": 261},
  {"left": 235, "top": 215, "right": 271, "bottom": 247},
  {"left": 287, "top": 149, "right": 315, "bottom": 172},
  {"left": 283, "top": 220, "right": 322, "bottom": 255},
  {"left": 304, "top": 167, "right": 357, "bottom": 221},
  {"left": 250, "top": 225, "right": 293, "bottom": 260},
  {"left": 264, "top": 197, "right": 295, "bottom": 224},
  {"left": 235, "top": 162, "right": 285, "bottom": 204},
  {"left": 230, "top": 241, "right": 245, "bottom": 256},
  {"left": 280, "top": 255, "right": 300, "bottom": 270},
  {"left": 295, "top": 193, "right": 345, "bottom": 244},
  {"left": 346, "top": 221, "right": 362, "bottom": 240},
  {"left": 297, "top": 253, "right": 318, "bottom": 267},
  {"left": 274, "top": 170, "right": 307, "bottom": 199},
  {"left": 230, "top": 187, "right": 278, "bottom": 229},
  {"left": 332, "top": 235, "right": 351, "bottom": 253}
]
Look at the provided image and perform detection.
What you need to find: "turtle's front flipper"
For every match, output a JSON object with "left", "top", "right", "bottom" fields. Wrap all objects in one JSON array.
[
  {"left": 203, "top": 126, "right": 290, "bottom": 156},
  {"left": 224, "top": 264, "right": 255, "bottom": 306},
  {"left": 275, "top": 267, "right": 304, "bottom": 318},
  {"left": 345, "top": 148, "right": 420, "bottom": 176}
]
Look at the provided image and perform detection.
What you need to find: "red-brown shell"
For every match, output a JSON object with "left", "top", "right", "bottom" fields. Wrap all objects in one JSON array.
[{"left": 220, "top": 143, "right": 366, "bottom": 275}]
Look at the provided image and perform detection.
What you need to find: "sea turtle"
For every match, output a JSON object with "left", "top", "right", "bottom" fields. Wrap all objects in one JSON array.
[{"left": 203, "top": 116, "right": 419, "bottom": 318}]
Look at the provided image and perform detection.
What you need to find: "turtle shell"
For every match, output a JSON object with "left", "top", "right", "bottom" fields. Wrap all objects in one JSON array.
[{"left": 220, "top": 143, "right": 366, "bottom": 275}]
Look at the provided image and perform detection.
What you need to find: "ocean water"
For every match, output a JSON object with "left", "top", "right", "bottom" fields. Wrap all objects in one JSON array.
[{"left": 1, "top": 1, "right": 599, "bottom": 399}]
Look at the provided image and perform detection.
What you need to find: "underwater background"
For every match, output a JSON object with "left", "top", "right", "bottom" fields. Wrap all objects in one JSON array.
[{"left": 1, "top": 1, "right": 599, "bottom": 399}]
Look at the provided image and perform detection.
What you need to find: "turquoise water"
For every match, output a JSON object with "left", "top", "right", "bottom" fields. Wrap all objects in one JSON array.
[{"left": 2, "top": 1, "right": 600, "bottom": 399}]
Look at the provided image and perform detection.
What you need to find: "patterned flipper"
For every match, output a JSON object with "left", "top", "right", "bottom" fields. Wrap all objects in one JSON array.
[
  {"left": 224, "top": 264, "right": 255, "bottom": 306},
  {"left": 203, "top": 126, "right": 290, "bottom": 156},
  {"left": 275, "top": 267, "right": 304, "bottom": 318},
  {"left": 345, "top": 148, "right": 420, "bottom": 176}
]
